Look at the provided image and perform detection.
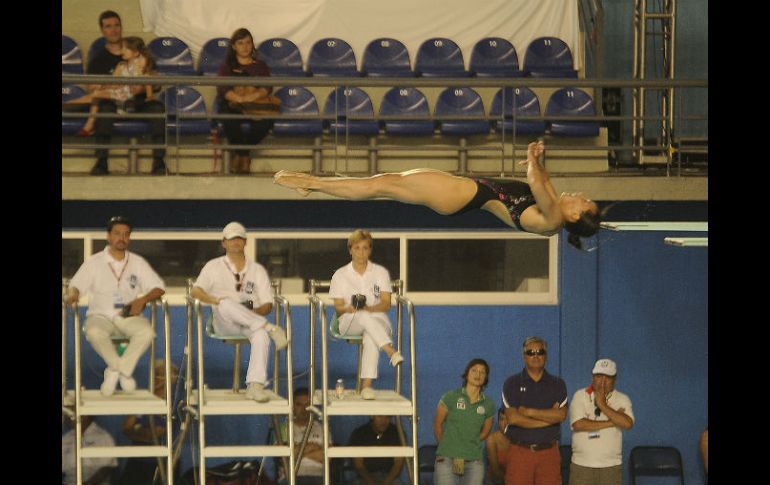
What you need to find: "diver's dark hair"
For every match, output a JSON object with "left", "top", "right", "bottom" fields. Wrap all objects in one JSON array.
[{"left": 565, "top": 210, "right": 601, "bottom": 250}]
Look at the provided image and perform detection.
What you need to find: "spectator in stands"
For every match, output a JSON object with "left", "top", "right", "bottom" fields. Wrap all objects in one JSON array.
[
  {"left": 274, "top": 140, "right": 600, "bottom": 248},
  {"left": 501, "top": 336, "right": 567, "bottom": 485},
  {"left": 65, "top": 216, "right": 165, "bottom": 396},
  {"left": 484, "top": 408, "right": 511, "bottom": 485},
  {"left": 433, "top": 358, "right": 496, "bottom": 485},
  {"left": 329, "top": 229, "right": 403, "bottom": 400},
  {"left": 216, "top": 27, "right": 273, "bottom": 174},
  {"left": 118, "top": 359, "right": 181, "bottom": 485},
  {"left": 276, "top": 387, "right": 330, "bottom": 485},
  {"left": 62, "top": 414, "right": 117, "bottom": 485},
  {"left": 68, "top": 37, "right": 157, "bottom": 137},
  {"left": 84, "top": 10, "right": 167, "bottom": 175},
  {"left": 348, "top": 415, "right": 405, "bottom": 485},
  {"left": 568, "top": 358, "right": 634, "bottom": 485},
  {"left": 190, "top": 221, "right": 288, "bottom": 402}
]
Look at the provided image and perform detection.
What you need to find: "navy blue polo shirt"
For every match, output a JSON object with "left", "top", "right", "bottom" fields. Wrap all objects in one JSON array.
[{"left": 501, "top": 368, "right": 567, "bottom": 444}]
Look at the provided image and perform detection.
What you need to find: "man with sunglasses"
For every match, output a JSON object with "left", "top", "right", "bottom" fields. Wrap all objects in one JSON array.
[
  {"left": 501, "top": 336, "right": 567, "bottom": 485},
  {"left": 567, "top": 358, "right": 634, "bottom": 485},
  {"left": 66, "top": 216, "right": 165, "bottom": 396},
  {"left": 191, "top": 221, "right": 289, "bottom": 402}
]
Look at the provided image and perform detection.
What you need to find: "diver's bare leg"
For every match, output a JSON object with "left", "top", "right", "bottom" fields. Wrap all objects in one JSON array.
[{"left": 274, "top": 169, "right": 477, "bottom": 215}]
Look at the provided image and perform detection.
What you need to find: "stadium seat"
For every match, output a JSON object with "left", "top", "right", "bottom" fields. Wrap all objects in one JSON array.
[
  {"left": 62, "top": 35, "right": 84, "bottom": 74},
  {"left": 148, "top": 36, "right": 196, "bottom": 76},
  {"left": 545, "top": 87, "right": 600, "bottom": 137},
  {"left": 257, "top": 38, "right": 306, "bottom": 77},
  {"left": 273, "top": 86, "right": 324, "bottom": 136},
  {"left": 490, "top": 87, "right": 545, "bottom": 136},
  {"left": 629, "top": 446, "right": 684, "bottom": 485},
  {"left": 435, "top": 87, "right": 490, "bottom": 136},
  {"left": 198, "top": 37, "right": 230, "bottom": 76},
  {"left": 380, "top": 87, "right": 434, "bottom": 136},
  {"left": 159, "top": 86, "right": 212, "bottom": 135},
  {"left": 415, "top": 38, "right": 469, "bottom": 77},
  {"left": 323, "top": 87, "right": 379, "bottom": 136},
  {"left": 470, "top": 37, "right": 523, "bottom": 78},
  {"left": 86, "top": 37, "right": 106, "bottom": 70},
  {"left": 522, "top": 36, "right": 578, "bottom": 78},
  {"left": 307, "top": 38, "right": 360, "bottom": 77},
  {"left": 362, "top": 38, "right": 413, "bottom": 77},
  {"left": 62, "top": 84, "right": 87, "bottom": 135}
]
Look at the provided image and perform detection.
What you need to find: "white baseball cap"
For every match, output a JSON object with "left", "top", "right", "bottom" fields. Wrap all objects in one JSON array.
[
  {"left": 222, "top": 221, "right": 247, "bottom": 240},
  {"left": 592, "top": 358, "right": 617, "bottom": 376}
]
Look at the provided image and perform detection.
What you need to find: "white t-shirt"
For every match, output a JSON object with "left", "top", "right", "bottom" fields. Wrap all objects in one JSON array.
[
  {"left": 279, "top": 419, "right": 329, "bottom": 477},
  {"left": 569, "top": 386, "right": 634, "bottom": 468},
  {"left": 69, "top": 247, "right": 165, "bottom": 318},
  {"left": 329, "top": 261, "right": 392, "bottom": 307},
  {"left": 61, "top": 421, "right": 118, "bottom": 485},
  {"left": 194, "top": 256, "right": 273, "bottom": 306}
]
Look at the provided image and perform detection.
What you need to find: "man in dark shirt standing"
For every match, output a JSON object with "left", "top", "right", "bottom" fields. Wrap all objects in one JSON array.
[
  {"left": 501, "top": 336, "right": 567, "bottom": 485},
  {"left": 348, "top": 415, "right": 404, "bottom": 485},
  {"left": 86, "top": 10, "right": 167, "bottom": 175}
]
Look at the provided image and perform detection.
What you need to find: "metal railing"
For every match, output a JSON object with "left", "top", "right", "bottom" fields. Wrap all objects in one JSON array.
[{"left": 62, "top": 73, "right": 707, "bottom": 175}]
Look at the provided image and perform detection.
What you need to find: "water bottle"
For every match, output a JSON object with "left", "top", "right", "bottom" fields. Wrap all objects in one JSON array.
[{"left": 335, "top": 378, "right": 345, "bottom": 399}]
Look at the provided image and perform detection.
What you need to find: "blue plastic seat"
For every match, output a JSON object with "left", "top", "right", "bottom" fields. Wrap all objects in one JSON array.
[
  {"left": 62, "top": 84, "right": 87, "bottom": 135},
  {"left": 308, "top": 38, "right": 360, "bottom": 77},
  {"left": 148, "top": 36, "right": 196, "bottom": 76},
  {"left": 523, "top": 37, "right": 578, "bottom": 78},
  {"left": 273, "top": 87, "right": 324, "bottom": 136},
  {"left": 159, "top": 86, "right": 212, "bottom": 135},
  {"left": 545, "top": 87, "right": 600, "bottom": 137},
  {"left": 86, "top": 37, "right": 106, "bottom": 70},
  {"left": 470, "top": 37, "right": 522, "bottom": 78},
  {"left": 490, "top": 87, "right": 545, "bottom": 136},
  {"left": 380, "top": 87, "right": 434, "bottom": 136},
  {"left": 435, "top": 87, "right": 490, "bottom": 136},
  {"left": 198, "top": 37, "right": 230, "bottom": 76},
  {"left": 257, "top": 38, "right": 306, "bottom": 77},
  {"left": 362, "top": 38, "right": 413, "bottom": 77},
  {"left": 62, "top": 35, "right": 84, "bottom": 74},
  {"left": 323, "top": 87, "right": 379, "bottom": 136},
  {"left": 415, "top": 38, "right": 469, "bottom": 77}
]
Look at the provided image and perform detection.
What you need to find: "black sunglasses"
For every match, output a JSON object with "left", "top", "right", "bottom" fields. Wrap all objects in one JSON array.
[
  {"left": 594, "top": 406, "right": 601, "bottom": 417},
  {"left": 233, "top": 272, "right": 242, "bottom": 292},
  {"left": 524, "top": 349, "right": 547, "bottom": 356}
]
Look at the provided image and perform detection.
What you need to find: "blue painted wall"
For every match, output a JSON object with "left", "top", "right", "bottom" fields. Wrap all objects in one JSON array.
[{"left": 64, "top": 228, "right": 707, "bottom": 484}]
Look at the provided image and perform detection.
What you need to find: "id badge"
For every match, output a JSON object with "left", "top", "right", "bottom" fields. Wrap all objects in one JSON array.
[
  {"left": 588, "top": 431, "right": 600, "bottom": 439},
  {"left": 114, "top": 291, "right": 124, "bottom": 308}
]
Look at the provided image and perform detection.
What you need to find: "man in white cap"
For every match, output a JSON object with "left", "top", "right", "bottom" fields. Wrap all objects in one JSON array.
[
  {"left": 568, "top": 358, "right": 634, "bottom": 485},
  {"left": 191, "top": 221, "right": 289, "bottom": 402}
]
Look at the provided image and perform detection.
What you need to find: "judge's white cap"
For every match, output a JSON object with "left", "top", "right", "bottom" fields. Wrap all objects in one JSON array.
[
  {"left": 222, "top": 222, "right": 247, "bottom": 240},
  {"left": 592, "top": 358, "right": 617, "bottom": 376}
]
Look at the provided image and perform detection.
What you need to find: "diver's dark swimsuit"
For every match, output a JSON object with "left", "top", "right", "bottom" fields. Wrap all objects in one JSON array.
[{"left": 449, "top": 178, "right": 537, "bottom": 231}]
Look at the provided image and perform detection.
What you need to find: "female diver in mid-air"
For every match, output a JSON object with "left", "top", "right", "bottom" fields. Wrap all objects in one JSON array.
[{"left": 273, "top": 140, "right": 600, "bottom": 248}]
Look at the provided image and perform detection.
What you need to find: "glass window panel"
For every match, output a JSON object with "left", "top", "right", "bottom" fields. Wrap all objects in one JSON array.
[
  {"left": 93, "top": 240, "right": 224, "bottom": 288},
  {"left": 407, "top": 239, "right": 549, "bottom": 292},
  {"left": 62, "top": 239, "right": 84, "bottom": 279},
  {"left": 257, "top": 238, "right": 400, "bottom": 293}
]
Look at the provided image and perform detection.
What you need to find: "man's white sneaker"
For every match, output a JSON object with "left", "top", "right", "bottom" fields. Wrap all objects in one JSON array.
[
  {"left": 390, "top": 351, "right": 404, "bottom": 367},
  {"left": 119, "top": 373, "right": 136, "bottom": 393},
  {"left": 268, "top": 326, "right": 289, "bottom": 350},
  {"left": 100, "top": 368, "right": 120, "bottom": 396},
  {"left": 246, "top": 382, "right": 270, "bottom": 403},
  {"left": 360, "top": 387, "right": 376, "bottom": 400}
]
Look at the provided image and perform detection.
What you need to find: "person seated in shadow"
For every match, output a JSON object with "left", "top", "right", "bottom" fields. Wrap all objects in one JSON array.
[
  {"left": 484, "top": 408, "right": 511, "bottom": 485},
  {"left": 348, "top": 415, "right": 405, "bottom": 485},
  {"left": 118, "top": 359, "right": 180, "bottom": 485},
  {"left": 62, "top": 414, "right": 117, "bottom": 485}
]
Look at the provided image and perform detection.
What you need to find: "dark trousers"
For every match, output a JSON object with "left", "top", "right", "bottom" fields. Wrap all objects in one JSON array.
[
  {"left": 94, "top": 95, "right": 167, "bottom": 167},
  {"left": 217, "top": 99, "right": 272, "bottom": 156}
]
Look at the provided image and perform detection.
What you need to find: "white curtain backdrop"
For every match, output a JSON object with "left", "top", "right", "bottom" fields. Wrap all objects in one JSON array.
[{"left": 139, "top": 0, "right": 580, "bottom": 70}]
